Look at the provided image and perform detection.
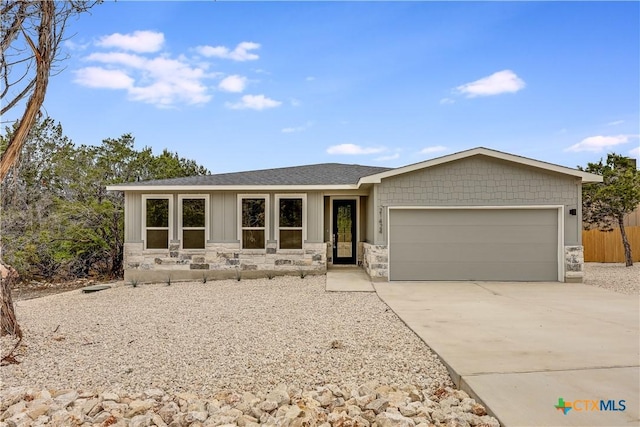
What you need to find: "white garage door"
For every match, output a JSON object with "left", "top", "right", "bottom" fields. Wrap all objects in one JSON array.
[{"left": 388, "top": 208, "right": 559, "bottom": 281}]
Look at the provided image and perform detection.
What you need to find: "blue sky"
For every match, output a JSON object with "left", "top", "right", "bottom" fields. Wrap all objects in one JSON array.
[{"left": 4, "top": 1, "right": 640, "bottom": 173}]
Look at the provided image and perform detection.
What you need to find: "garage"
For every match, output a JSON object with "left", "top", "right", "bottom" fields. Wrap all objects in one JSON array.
[{"left": 388, "top": 207, "right": 561, "bottom": 281}]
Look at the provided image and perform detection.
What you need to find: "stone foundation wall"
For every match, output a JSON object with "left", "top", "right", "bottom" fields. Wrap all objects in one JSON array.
[
  {"left": 564, "top": 245, "right": 584, "bottom": 283},
  {"left": 124, "top": 242, "right": 328, "bottom": 283},
  {"left": 362, "top": 243, "right": 388, "bottom": 281}
]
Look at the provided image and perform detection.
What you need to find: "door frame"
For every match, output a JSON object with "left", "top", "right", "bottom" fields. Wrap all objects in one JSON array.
[{"left": 330, "top": 196, "right": 359, "bottom": 264}]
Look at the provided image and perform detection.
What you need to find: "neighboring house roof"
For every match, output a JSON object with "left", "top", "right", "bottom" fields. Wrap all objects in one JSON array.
[{"left": 107, "top": 146, "right": 602, "bottom": 191}]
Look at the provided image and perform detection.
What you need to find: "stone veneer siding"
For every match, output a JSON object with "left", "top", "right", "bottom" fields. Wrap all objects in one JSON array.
[
  {"left": 564, "top": 245, "right": 584, "bottom": 283},
  {"left": 124, "top": 242, "right": 328, "bottom": 283},
  {"left": 363, "top": 243, "right": 388, "bottom": 281}
]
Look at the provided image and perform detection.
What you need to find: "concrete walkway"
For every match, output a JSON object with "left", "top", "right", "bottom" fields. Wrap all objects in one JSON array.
[
  {"left": 326, "top": 267, "right": 374, "bottom": 292},
  {"left": 374, "top": 281, "right": 639, "bottom": 427}
]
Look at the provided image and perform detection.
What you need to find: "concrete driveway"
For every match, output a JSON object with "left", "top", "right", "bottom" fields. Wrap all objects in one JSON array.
[{"left": 374, "top": 281, "right": 639, "bottom": 427}]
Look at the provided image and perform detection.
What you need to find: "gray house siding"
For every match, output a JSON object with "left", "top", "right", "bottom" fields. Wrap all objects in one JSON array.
[
  {"left": 375, "top": 156, "right": 581, "bottom": 245},
  {"left": 306, "top": 192, "right": 324, "bottom": 243},
  {"left": 124, "top": 192, "right": 142, "bottom": 242},
  {"left": 122, "top": 190, "right": 328, "bottom": 282},
  {"left": 123, "top": 191, "right": 326, "bottom": 245},
  {"left": 366, "top": 192, "right": 375, "bottom": 243},
  {"left": 210, "top": 192, "right": 237, "bottom": 242},
  {"left": 360, "top": 155, "right": 584, "bottom": 282}
]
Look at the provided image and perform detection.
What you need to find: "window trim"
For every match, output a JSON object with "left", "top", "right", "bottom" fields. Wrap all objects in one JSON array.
[
  {"left": 275, "top": 194, "right": 307, "bottom": 251},
  {"left": 237, "top": 194, "right": 270, "bottom": 250},
  {"left": 142, "top": 194, "right": 174, "bottom": 251},
  {"left": 178, "top": 194, "right": 210, "bottom": 250}
]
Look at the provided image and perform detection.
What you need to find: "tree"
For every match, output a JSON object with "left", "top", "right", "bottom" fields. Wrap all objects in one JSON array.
[
  {"left": 2, "top": 119, "right": 211, "bottom": 281},
  {"left": 1, "top": 0, "right": 99, "bottom": 338},
  {"left": 581, "top": 153, "right": 640, "bottom": 267}
]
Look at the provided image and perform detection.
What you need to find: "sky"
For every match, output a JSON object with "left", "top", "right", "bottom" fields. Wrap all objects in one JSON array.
[{"left": 3, "top": 1, "right": 639, "bottom": 173}]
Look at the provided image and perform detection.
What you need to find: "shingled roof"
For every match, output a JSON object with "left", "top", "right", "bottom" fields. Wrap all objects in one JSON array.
[{"left": 116, "top": 163, "right": 392, "bottom": 187}]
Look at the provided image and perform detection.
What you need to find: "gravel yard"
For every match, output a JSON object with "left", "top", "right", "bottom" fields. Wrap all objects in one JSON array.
[
  {"left": 583, "top": 262, "right": 639, "bottom": 295},
  {"left": 2, "top": 276, "right": 452, "bottom": 397},
  {"left": 7, "top": 263, "right": 633, "bottom": 426}
]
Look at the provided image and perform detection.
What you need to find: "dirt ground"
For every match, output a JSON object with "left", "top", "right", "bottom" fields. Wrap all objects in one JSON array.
[{"left": 11, "top": 278, "right": 122, "bottom": 301}]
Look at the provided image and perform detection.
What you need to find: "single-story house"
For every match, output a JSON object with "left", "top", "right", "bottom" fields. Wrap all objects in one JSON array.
[{"left": 107, "top": 147, "right": 602, "bottom": 283}]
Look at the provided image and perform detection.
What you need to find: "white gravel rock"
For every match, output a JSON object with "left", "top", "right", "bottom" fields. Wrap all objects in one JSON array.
[
  {"left": 3, "top": 276, "right": 451, "bottom": 396},
  {"left": 0, "top": 275, "right": 502, "bottom": 426},
  {"left": 583, "top": 262, "right": 639, "bottom": 295}
]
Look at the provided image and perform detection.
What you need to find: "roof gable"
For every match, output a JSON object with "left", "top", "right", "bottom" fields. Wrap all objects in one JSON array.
[{"left": 358, "top": 147, "right": 603, "bottom": 184}]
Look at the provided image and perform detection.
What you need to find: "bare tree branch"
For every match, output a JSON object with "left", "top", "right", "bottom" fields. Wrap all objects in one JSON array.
[{"left": 1, "top": 78, "right": 34, "bottom": 114}]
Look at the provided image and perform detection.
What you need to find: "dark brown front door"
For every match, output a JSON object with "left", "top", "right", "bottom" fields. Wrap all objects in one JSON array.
[{"left": 332, "top": 200, "right": 356, "bottom": 264}]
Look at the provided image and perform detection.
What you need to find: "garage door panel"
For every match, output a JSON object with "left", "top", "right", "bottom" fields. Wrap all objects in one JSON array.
[
  {"left": 389, "top": 209, "right": 558, "bottom": 281},
  {"left": 391, "top": 261, "right": 556, "bottom": 281},
  {"left": 390, "top": 224, "right": 557, "bottom": 244},
  {"left": 395, "top": 209, "right": 556, "bottom": 227},
  {"left": 395, "top": 242, "right": 557, "bottom": 263}
]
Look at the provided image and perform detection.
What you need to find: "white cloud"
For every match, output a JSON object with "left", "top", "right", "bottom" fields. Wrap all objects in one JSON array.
[
  {"left": 86, "top": 52, "right": 147, "bottom": 68},
  {"left": 77, "top": 49, "right": 211, "bottom": 107},
  {"left": 306, "top": 76, "right": 315, "bottom": 81},
  {"left": 226, "top": 94, "right": 281, "bottom": 110},
  {"left": 97, "top": 30, "right": 164, "bottom": 53},
  {"left": 326, "top": 144, "right": 385, "bottom": 155},
  {"left": 64, "top": 39, "right": 90, "bottom": 51},
  {"left": 564, "top": 135, "right": 636, "bottom": 152},
  {"left": 76, "top": 33, "right": 272, "bottom": 108},
  {"left": 197, "top": 42, "right": 260, "bottom": 61},
  {"left": 456, "top": 70, "right": 525, "bottom": 97},
  {"left": 218, "top": 75, "right": 247, "bottom": 93},
  {"left": 420, "top": 145, "right": 448, "bottom": 154},
  {"left": 281, "top": 122, "right": 312, "bottom": 133},
  {"left": 629, "top": 146, "right": 640, "bottom": 158},
  {"left": 440, "top": 98, "right": 455, "bottom": 105},
  {"left": 375, "top": 153, "right": 400, "bottom": 161},
  {"left": 73, "top": 67, "right": 134, "bottom": 89},
  {"left": 607, "top": 120, "right": 624, "bottom": 126}
]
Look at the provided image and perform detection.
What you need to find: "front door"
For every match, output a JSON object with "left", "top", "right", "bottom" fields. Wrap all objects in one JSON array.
[{"left": 332, "top": 200, "right": 357, "bottom": 264}]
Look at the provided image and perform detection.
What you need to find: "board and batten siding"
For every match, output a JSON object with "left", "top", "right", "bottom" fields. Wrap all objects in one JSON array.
[
  {"left": 306, "top": 192, "right": 324, "bottom": 243},
  {"left": 124, "top": 192, "right": 142, "bottom": 242},
  {"left": 375, "top": 155, "right": 582, "bottom": 245},
  {"left": 366, "top": 193, "right": 375, "bottom": 243},
  {"left": 123, "top": 190, "right": 325, "bottom": 245}
]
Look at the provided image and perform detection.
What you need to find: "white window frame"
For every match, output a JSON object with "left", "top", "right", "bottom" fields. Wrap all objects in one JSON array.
[
  {"left": 178, "top": 194, "right": 210, "bottom": 250},
  {"left": 237, "top": 194, "right": 270, "bottom": 250},
  {"left": 275, "top": 194, "right": 307, "bottom": 251},
  {"left": 142, "top": 194, "right": 174, "bottom": 251}
]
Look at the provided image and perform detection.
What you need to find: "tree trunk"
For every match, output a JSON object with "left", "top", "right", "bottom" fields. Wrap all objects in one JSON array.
[
  {"left": 1, "top": 262, "right": 22, "bottom": 338},
  {"left": 618, "top": 216, "right": 633, "bottom": 267},
  {"left": 0, "top": 1, "right": 54, "bottom": 182}
]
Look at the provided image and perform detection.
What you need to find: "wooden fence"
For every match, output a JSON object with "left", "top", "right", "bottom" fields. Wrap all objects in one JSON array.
[{"left": 583, "top": 226, "right": 640, "bottom": 262}]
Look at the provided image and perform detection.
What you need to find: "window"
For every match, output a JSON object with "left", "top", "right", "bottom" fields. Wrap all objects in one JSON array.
[
  {"left": 179, "top": 195, "right": 209, "bottom": 249},
  {"left": 276, "top": 194, "right": 306, "bottom": 250},
  {"left": 143, "top": 195, "right": 173, "bottom": 250},
  {"left": 238, "top": 195, "right": 269, "bottom": 249}
]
